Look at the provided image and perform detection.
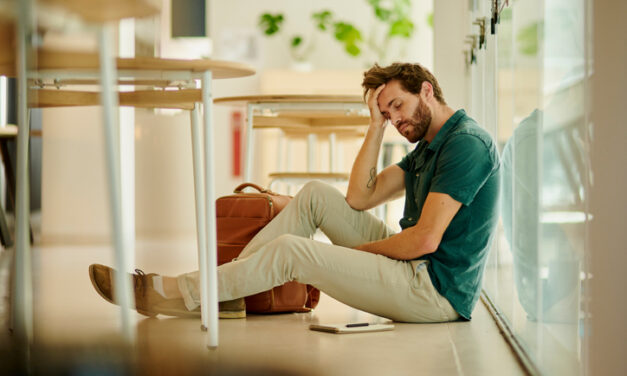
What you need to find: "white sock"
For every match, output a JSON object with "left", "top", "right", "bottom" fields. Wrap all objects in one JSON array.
[{"left": 152, "top": 275, "right": 168, "bottom": 298}]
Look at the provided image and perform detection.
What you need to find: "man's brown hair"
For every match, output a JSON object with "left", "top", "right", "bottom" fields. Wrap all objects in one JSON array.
[{"left": 362, "top": 62, "right": 446, "bottom": 104}]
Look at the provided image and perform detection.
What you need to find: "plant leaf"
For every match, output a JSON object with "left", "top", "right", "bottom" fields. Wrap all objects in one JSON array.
[
  {"left": 259, "top": 13, "right": 284, "bottom": 36},
  {"left": 312, "top": 10, "right": 333, "bottom": 31},
  {"left": 345, "top": 43, "right": 361, "bottom": 56},
  {"left": 388, "top": 18, "right": 414, "bottom": 38},
  {"left": 333, "top": 22, "right": 362, "bottom": 57},
  {"left": 291, "top": 36, "right": 303, "bottom": 47},
  {"left": 517, "top": 21, "right": 542, "bottom": 56},
  {"left": 334, "top": 22, "right": 362, "bottom": 43},
  {"left": 367, "top": 0, "right": 390, "bottom": 21}
]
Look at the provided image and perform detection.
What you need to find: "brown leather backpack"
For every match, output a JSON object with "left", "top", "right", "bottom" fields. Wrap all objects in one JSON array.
[{"left": 216, "top": 183, "right": 320, "bottom": 313}]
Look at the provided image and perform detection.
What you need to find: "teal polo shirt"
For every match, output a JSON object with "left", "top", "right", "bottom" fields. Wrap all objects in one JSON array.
[{"left": 397, "top": 109, "right": 500, "bottom": 320}]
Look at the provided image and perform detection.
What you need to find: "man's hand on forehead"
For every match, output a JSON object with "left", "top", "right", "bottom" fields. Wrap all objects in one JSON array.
[
  {"left": 366, "top": 84, "right": 387, "bottom": 129},
  {"left": 366, "top": 84, "right": 386, "bottom": 103}
]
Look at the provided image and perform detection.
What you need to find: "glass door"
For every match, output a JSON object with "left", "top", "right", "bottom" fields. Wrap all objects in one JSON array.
[{"left": 472, "top": 0, "right": 590, "bottom": 374}]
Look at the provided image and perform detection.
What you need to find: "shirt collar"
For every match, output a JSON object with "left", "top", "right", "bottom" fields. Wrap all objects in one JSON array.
[{"left": 427, "top": 109, "right": 466, "bottom": 152}]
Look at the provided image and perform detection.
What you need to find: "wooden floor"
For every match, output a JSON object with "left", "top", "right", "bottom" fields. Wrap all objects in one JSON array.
[{"left": 0, "top": 237, "right": 525, "bottom": 375}]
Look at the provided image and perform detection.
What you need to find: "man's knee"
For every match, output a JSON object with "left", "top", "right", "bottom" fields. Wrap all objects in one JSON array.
[
  {"left": 296, "top": 180, "right": 344, "bottom": 206},
  {"left": 263, "top": 234, "right": 303, "bottom": 261},
  {"left": 262, "top": 234, "right": 312, "bottom": 277},
  {"left": 270, "top": 233, "right": 302, "bottom": 247}
]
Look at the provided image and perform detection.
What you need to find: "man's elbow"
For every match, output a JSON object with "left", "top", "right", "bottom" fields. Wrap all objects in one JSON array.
[
  {"left": 420, "top": 236, "right": 440, "bottom": 255},
  {"left": 345, "top": 194, "right": 368, "bottom": 211},
  {"left": 406, "top": 236, "right": 440, "bottom": 259}
]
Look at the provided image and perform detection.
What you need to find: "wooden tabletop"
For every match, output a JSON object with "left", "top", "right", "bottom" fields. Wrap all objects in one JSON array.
[
  {"left": 37, "top": 51, "right": 256, "bottom": 76},
  {"left": 30, "top": 89, "right": 203, "bottom": 110},
  {"left": 0, "top": 48, "right": 256, "bottom": 80},
  {"left": 28, "top": 91, "right": 372, "bottom": 131},
  {"left": 251, "top": 115, "right": 370, "bottom": 130},
  {"left": 214, "top": 94, "right": 366, "bottom": 106},
  {"left": 215, "top": 94, "right": 370, "bottom": 130}
]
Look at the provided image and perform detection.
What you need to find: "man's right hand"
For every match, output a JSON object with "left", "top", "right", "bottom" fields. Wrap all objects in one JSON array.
[
  {"left": 347, "top": 83, "right": 405, "bottom": 211},
  {"left": 366, "top": 84, "right": 387, "bottom": 129}
]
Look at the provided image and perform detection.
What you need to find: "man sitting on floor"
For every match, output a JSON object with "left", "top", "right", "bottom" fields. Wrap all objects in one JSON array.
[{"left": 89, "top": 62, "right": 501, "bottom": 322}]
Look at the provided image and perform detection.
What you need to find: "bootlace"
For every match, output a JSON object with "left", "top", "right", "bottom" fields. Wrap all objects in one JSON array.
[{"left": 134, "top": 269, "right": 146, "bottom": 291}]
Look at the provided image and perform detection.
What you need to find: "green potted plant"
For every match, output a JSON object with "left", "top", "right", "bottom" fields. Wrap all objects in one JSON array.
[{"left": 258, "top": 0, "right": 416, "bottom": 68}]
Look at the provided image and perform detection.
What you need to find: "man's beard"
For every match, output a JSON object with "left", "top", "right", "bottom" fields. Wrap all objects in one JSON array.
[{"left": 398, "top": 98, "right": 432, "bottom": 143}]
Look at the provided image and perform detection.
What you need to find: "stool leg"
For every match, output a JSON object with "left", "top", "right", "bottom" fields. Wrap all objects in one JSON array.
[
  {"left": 307, "top": 133, "right": 317, "bottom": 172},
  {"left": 98, "top": 24, "right": 134, "bottom": 343},
  {"left": 202, "top": 71, "right": 219, "bottom": 348},
  {"left": 244, "top": 103, "right": 254, "bottom": 182},
  {"left": 276, "top": 132, "right": 285, "bottom": 193},
  {"left": 190, "top": 104, "right": 209, "bottom": 331},
  {"left": 329, "top": 132, "right": 337, "bottom": 173}
]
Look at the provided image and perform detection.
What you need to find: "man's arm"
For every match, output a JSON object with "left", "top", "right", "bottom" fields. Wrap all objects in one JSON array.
[
  {"left": 346, "top": 84, "right": 405, "bottom": 210},
  {"left": 354, "top": 192, "right": 463, "bottom": 260}
]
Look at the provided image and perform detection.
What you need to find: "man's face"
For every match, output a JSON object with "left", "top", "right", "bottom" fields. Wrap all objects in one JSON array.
[{"left": 377, "top": 80, "right": 432, "bottom": 143}]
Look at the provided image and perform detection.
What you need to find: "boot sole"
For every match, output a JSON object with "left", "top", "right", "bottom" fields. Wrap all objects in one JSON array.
[
  {"left": 89, "top": 265, "right": 244, "bottom": 319},
  {"left": 218, "top": 310, "right": 247, "bottom": 319}
]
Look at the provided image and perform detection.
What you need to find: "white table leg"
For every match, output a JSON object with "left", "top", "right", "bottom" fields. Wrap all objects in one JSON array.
[
  {"left": 98, "top": 24, "right": 134, "bottom": 343},
  {"left": 13, "top": 0, "right": 34, "bottom": 347},
  {"left": 307, "top": 133, "right": 317, "bottom": 172},
  {"left": 329, "top": 132, "right": 337, "bottom": 173},
  {"left": 202, "top": 71, "right": 219, "bottom": 348},
  {"left": 190, "top": 104, "right": 209, "bottom": 331},
  {"left": 244, "top": 103, "right": 254, "bottom": 182}
]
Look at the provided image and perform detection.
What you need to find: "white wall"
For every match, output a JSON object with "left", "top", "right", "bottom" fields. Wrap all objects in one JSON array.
[
  {"left": 41, "top": 106, "right": 111, "bottom": 243},
  {"left": 433, "top": 0, "right": 468, "bottom": 110}
]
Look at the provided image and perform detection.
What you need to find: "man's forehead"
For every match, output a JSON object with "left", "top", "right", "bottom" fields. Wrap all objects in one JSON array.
[{"left": 378, "top": 81, "right": 408, "bottom": 108}]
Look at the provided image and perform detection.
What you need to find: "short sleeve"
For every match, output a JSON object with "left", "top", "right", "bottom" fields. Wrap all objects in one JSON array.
[
  {"left": 431, "top": 134, "right": 497, "bottom": 206},
  {"left": 397, "top": 153, "right": 411, "bottom": 171}
]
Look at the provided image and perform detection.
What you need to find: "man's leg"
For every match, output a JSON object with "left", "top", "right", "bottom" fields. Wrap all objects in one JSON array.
[
  {"left": 239, "top": 180, "right": 395, "bottom": 258},
  {"left": 176, "top": 180, "right": 393, "bottom": 306},
  {"left": 179, "top": 233, "right": 458, "bottom": 323}
]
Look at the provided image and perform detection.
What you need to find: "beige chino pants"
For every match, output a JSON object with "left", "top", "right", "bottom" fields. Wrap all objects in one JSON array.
[{"left": 178, "top": 181, "right": 459, "bottom": 323}]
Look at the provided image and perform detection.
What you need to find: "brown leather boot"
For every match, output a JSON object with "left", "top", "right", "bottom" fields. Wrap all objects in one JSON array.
[
  {"left": 89, "top": 264, "right": 166, "bottom": 317},
  {"left": 88, "top": 264, "right": 246, "bottom": 319}
]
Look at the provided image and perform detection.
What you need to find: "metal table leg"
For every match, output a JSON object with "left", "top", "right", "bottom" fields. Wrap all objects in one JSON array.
[
  {"left": 190, "top": 104, "right": 210, "bottom": 332},
  {"left": 13, "top": 0, "right": 34, "bottom": 348},
  {"left": 98, "top": 24, "right": 134, "bottom": 343},
  {"left": 201, "top": 71, "right": 219, "bottom": 348}
]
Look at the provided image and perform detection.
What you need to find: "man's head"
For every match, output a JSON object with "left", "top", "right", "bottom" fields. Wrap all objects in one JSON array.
[
  {"left": 362, "top": 62, "right": 446, "bottom": 105},
  {"left": 362, "top": 63, "right": 446, "bottom": 143}
]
